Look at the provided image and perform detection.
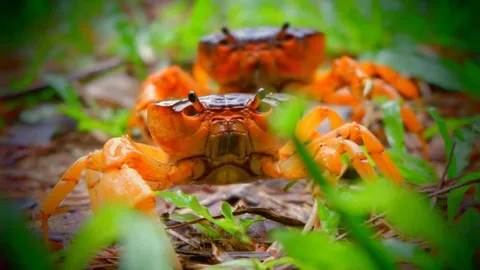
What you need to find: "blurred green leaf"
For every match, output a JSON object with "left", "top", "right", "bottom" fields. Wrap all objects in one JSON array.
[
  {"left": 120, "top": 211, "right": 179, "bottom": 270},
  {"left": 44, "top": 74, "right": 82, "bottom": 108},
  {"left": 317, "top": 199, "right": 340, "bottom": 237},
  {"left": 204, "top": 258, "right": 263, "bottom": 270},
  {"left": 342, "top": 181, "right": 447, "bottom": 244},
  {"left": 115, "top": 16, "right": 147, "bottom": 81},
  {"left": 423, "top": 116, "right": 480, "bottom": 140},
  {"left": 382, "top": 239, "right": 439, "bottom": 269},
  {"left": 453, "top": 208, "right": 480, "bottom": 248},
  {"left": 428, "top": 107, "right": 457, "bottom": 178},
  {"left": 0, "top": 196, "right": 53, "bottom": 270},
  {"left": 272, "top": 230, "right": 377, "bottom": 270},
  {"left": 342, "top": 180, "right": 475, "bottom": 269},
  {"left": 387, "top": 150, "right": 438, "bottom": 184},
  {"left": 158, "top": 191, "right": 250, "bottom": 242},
  {"left": 453, "top": 128, "right": 475, "bottom": 176},
  {"left": 380, "top": 100, "right": 406, "bottom": 154},
  {"left": 447, "top": 172, "right": 480, "bottom": 223},
  {"left": 62, "top": 203, "right": 178, "bottom": 270},
  {"left": 267, "top": 95, "right": 307, "bottom": 138},
  {"left": 61, "top": 204, "right": 122, "bottom": 270}
]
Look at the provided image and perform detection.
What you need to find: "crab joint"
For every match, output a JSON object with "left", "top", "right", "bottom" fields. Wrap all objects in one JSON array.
[
  {"left": 188, "top": 91, "right": 204, "bottom": 112},
  {"left": 251, "top": 88, "right": 266, "bottom": 109},
  {"left": 221, "top": 26, "right": 237, "bottom": 43},
  {"left": 276, "top": 22, "right": 290, "bottom": 39},
  {"left": 362, "top": 79, "right": 373, "bottom": 97}
]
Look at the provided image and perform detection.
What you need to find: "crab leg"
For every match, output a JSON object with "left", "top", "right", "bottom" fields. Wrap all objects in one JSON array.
[
  {"left": 38, "top": 136, "right": 198, "bottom": 242},
  {"left": 279, "top": 106, "right": 346, "bottom": 159},
  {"left": 310, "top": 122, "right": 403, "bottom": 184},
  {"left": 306, "top": 71, "right": 429, "bottom": 159},
  {"left": 361, "top": 61, "right": 419, "bottom": 99},
  {"left": 308, "top": 137, "right": 380, "bottom": 182}
]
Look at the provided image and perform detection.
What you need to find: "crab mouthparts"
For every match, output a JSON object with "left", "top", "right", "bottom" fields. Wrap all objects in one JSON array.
[{"left": 207, "top": 132, "right": 251, "bottom": 161}]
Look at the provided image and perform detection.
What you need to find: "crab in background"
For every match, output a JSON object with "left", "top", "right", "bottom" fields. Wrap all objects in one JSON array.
[{"left": 128, "top": 23, "right": 428, "bottom": 159}]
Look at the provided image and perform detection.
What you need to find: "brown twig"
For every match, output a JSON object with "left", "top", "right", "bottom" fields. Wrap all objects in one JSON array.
[
  {"left": 431, "top": 142, "right": 456, "bottom": 209},
  {"left": 175, "top": 249, "right": 271, "bottom": 260},
  {"left": 166, "top": 207, "right": 305, "bottom": 230},
  {"left": 417, "top": 172, "right": 470, "bottom": 193},
  {"left": 428, "top": 178, "right": 480, "bottom": 197},
  {"left": 0, "top": 57, "right": 125, "bottom": 99}
]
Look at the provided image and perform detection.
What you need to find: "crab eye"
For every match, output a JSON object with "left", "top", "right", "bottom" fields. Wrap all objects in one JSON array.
[
  {"left": 276, "top": 22, "right": 293, "bottom": 40},
  {"left": 220, "top": 26, "right": 237, "bottom": 45}
]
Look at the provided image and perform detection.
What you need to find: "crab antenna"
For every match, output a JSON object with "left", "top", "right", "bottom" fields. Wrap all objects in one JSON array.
[
  {"left": 221, "top": 26, "right": 237, "bottom": 43},
  {"left": 276, "top": 22, "right": 290, "bottom": 39},
  {"left": 188, "top": 91, "right": 204, "bottom": 112},
  {"left": 251, "top": 88, "right": 266, "bottom": 109}
]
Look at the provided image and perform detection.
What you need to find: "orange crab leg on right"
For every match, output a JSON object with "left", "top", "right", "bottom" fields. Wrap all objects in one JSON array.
[
  {"left": 300, "top": 56, "right": 429, "bottom": 160},
  {"left": 262, "top": 106, "right": 403, "bottom": 185}
]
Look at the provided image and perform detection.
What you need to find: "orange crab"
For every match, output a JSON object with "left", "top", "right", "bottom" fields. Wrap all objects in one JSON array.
[
  {"left": 128, "top": 23, "right": 428, "bottom": 159},
  {"left": 39, "top": 89, "right": 402, "bottom": 240}
]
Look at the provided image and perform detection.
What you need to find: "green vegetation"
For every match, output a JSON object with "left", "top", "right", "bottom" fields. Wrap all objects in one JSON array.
[{"left": 1, "top": 0, "right": 479, "bottom": 269}]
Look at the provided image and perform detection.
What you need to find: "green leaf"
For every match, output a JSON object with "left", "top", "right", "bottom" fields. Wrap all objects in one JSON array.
[
  {"left": 221, "top": 202, "right": 235, "bottom": 221},
  {"left": 239, "top": 217, "right": 264, "bottom": 233},
  {"left": 0, "top": 196, "right": 53, "bottom": 270},
  {"left": 61, "top": 203, "right": 125, "bottom": 270},
  {"left": 452, "top": 208, "right": 480, "bottom": 249},
  {"left": 158, "top": 191, "right": 250, "bottom": 242},
  {"left": 43, "top": 74, "right": 82, "bottom": 108},
  {"left": 382, "top": 239, "right": 439, "bottom": 269},
  {"left": 120, "top": 211, "right": 179, "bottom": 270},
  {"left": 453, "top": 128, "right": 475, "bottom": 176},
  {"left": 447, "top": 172, "right": 480, "bottom": 223},
  {"left": 169, "top": 213, "right": 220, "bottom": 238},
  {"left": 387, "top": 150, "right": 438, "bottom": 184},
  {"left": 272, "top": 230, "right": 377, "bottom": 269},
  {"left": 204, "top": 258, "right": 264, "bottom": 270},
  {"left": 380, "top": 100, "right": 406, "bottom": 154},
  {"left": 316, "top": 199, "right": 340, "bottom": 237},
  {"left": 62, "top": 203, "right": 178, "bottom": 270},
  {"left": 267, "top": 95, "right": 307, "bottom": 138},
  {"left": 423, "top": 116, "right": 479, "bottom": 140},
  {"left": 428, "top": 107, "right": 456, "bottom": 178}
]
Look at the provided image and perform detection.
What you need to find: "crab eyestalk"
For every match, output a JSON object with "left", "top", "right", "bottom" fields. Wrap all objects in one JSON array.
[
  {"left": 276, "top": 22, "right": 290, "bottom": 39},
  {"left": 250, "top": 88, "right": 267, "bottom": 109},
  {"left": 221, "top": 26, "right": 237, "bottom": 43},
  {"left": 188, "top": 91, "right": 204, "bottom": 112}
]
